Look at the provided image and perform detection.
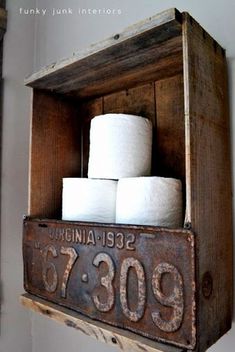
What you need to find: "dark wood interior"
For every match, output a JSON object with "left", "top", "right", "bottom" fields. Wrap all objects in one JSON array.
[
  {"left": 29, "top": 72, "right": 185, "bottom": 220},
  {"left": 28, "top": 7, "right": 185, "bottom": 220}
]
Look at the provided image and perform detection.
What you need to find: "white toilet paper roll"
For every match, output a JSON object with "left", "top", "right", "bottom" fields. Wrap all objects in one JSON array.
[
  {"left": 116, "top": 177, "right": 183, "bottom": 228},
  {"left": 88, "top": 114, "right": 152, "bottom": 179},
  {"left": 62, "top": 178, "right": 117, "bottom": 223}
]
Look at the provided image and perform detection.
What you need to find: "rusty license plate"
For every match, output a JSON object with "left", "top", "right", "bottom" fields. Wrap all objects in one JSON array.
[{"left": 23, "top": 219, "right": 196, "bottom": 349}]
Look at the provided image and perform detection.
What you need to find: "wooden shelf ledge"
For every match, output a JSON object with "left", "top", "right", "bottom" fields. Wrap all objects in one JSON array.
[
  {"left": 20, "top": 294, "right": 185, "bottom": 352},
  {"left": 24, "top": 8, "right": 183, "bottom": 98}
]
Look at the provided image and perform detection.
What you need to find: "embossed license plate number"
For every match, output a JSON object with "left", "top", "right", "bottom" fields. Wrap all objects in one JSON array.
[{"left": 23, "top": 219, "right": 196, "bottom": 349}]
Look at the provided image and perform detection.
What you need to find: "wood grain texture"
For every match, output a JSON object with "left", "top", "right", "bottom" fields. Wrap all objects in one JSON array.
[
  {"left": 182, "top": 12, "right": 232, "bottom": 351},
  {"left": 155, "top": 74, "right": 185, "bottom": 183},
  {"left": 25, "top": 8, "right": 182, "bottom": 98},
  {"left": 58, "top": 37, "right": 182, "bottom": 98},
  {"left": 20, "top": 294, "right": 185, "bottom": 352},
  {"left": 103, "top": 83, "right": 156, "bottom": 120},
  {"left": 79, "top": 98, "right": 103, "bottom": 176},
  {"left": 29, "top": 90, "right": 81, "bottom": 218}
]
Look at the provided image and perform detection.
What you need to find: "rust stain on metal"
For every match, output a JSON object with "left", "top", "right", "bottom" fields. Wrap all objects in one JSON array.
[
  {"left": 151, "top": 262, "right": 184, "bottom": 333},
  {"left": 60, "top": 246, "right": 78, "bottom": 298},
  {"left": 92, "top": 252, "right": 115, "bottom": 312},
  {"left": 42, "top": 244, "right": 58, "bottom": 293},
  {"left": 120, "top": 257, "right": 146, "bottom": 322},
  {"left": 23, "top": 218, "right": 196, "bottom": 349}
]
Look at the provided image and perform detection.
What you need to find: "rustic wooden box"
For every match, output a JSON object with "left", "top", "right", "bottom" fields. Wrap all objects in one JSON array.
[{"left": 21, "top": 8, "right": 233, "bottom": 352}]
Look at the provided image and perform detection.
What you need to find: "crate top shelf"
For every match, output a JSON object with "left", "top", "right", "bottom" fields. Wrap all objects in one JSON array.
[
  {"left": 25, "top": 8, "right": 184, "bottom": 98},
  {"left": 25, "top": 8, "right": 225, "bottom": 99}
]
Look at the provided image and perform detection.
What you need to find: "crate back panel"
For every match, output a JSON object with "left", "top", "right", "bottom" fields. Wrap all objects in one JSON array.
[{"left": 29, "top": 73, "right": 185, "bottom": 219}]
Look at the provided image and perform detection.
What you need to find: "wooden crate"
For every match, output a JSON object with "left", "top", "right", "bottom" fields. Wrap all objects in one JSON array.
[{"left": 21, "top": 8, "right": 233, "bottom": 352}]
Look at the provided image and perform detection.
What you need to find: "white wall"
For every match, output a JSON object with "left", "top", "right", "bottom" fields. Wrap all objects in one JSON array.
[
  {"left": 0, "top": 0, "right": 35, "bottom": 351},
  {"left": 0, "top": 0, "right": 234, "bottom": 352}
]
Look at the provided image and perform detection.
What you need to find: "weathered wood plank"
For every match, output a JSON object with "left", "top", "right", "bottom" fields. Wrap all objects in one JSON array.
[
  {"left": 80, "top": 98, "right": 103, "bottom": 176},
  {"left": 182, "top": 12, "right": 232, "bottom": 351},
  {"left": 25, "top": 8, "right": 182, "bottom": 98},
  {"left": 25, "top": 8, "right": 181, "bottom": 84},
  {"left": 46, "top": 37, "right": 182, "bottom": 98},
  {"left": 155, "top": 74, "right": 185, "bottom": 194},
  {"left": 20, "top": 294, "right": 185, "bottom": 352},
  {"left": 29, "top": 90, "right": 81, "bottom": 218},
  {"left": 103, "top": 82, "right": 155, "bottom": 119}
]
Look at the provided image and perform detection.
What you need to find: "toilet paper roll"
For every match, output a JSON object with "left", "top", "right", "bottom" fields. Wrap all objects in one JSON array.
[
  {"left": 62, "top": 178, "right": 117, "bottom": 223},
  {"left": 116, "top": 177, "right": 182, "bottom": 228},
  {"left": 88, "top": 114, "right": 152, "bottom": 179}
]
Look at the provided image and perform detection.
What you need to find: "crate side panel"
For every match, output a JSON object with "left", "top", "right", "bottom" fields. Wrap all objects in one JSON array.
[
  {"left": 29, "top": 90, "right": 81, "bottom": 218},
  {"left": 79, "top": 98, "right": 103, "bottom": 177},
  {"left": 182, "top": 13, "right": 233, "bottom": 351},
  {"left": 155, "top": 74, "right": 185, "bottom": 184}
]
